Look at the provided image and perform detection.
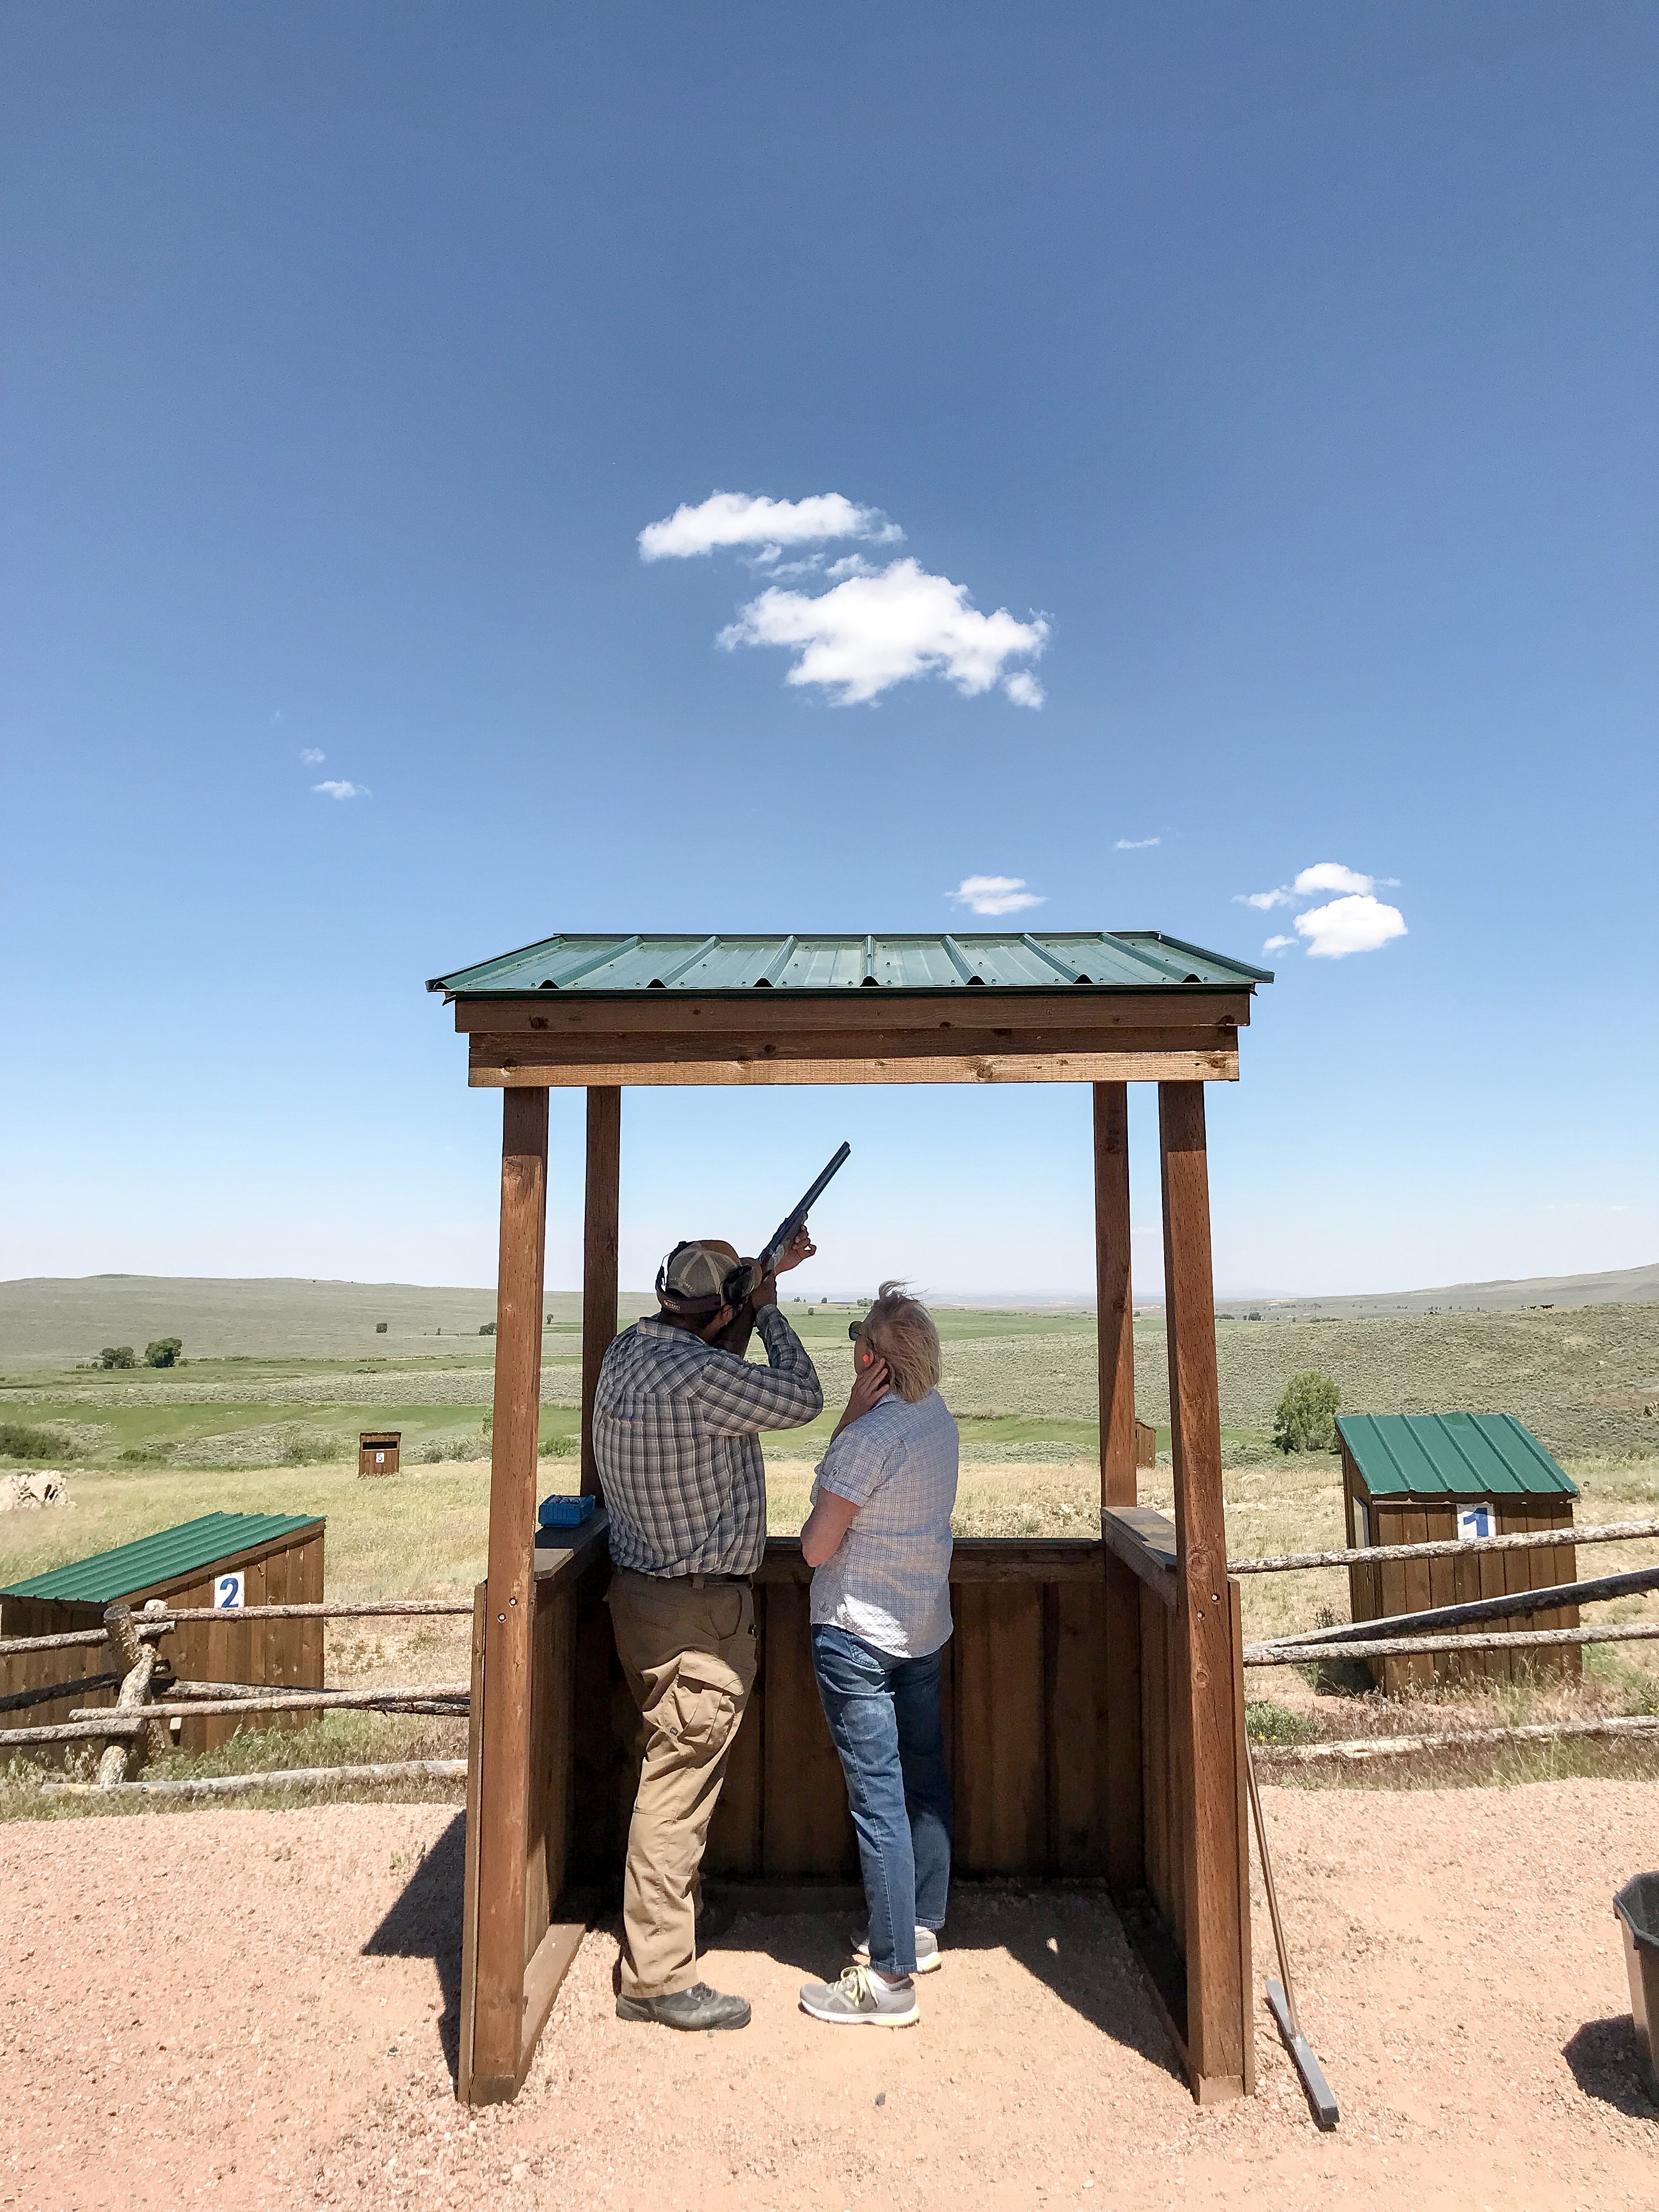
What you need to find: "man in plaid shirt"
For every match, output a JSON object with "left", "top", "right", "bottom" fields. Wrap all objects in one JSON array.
[{"left": 598, "top": 1228, "right": 821, "bottom": 2032}]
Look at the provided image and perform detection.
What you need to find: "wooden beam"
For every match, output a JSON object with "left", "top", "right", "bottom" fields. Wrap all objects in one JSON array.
[
  {"left": 470, "top": 1086, "right": 549, "bottom": 2101},
  {"left": 579, "top": 1087, "right": 621, "bottom": 1502},
  {"left": 1099, "top": 1507, "right": 1179, "bottom": 1607},
  {"left": 753, "top": 1536, "right": 1109, "bottom": 1583},
  {"left": 457, "top": 1584, "right": 486, "bottom": 2106},
  {"left": 469, "top": 1025, "right": 1235, "bottom": 1070},
  {"left": 1158, "top": 1081, "right": 1248, "bottom": 2103},
  {"left": 452, "top": 989, "right": 1252, "bottom": 1038},
  {"left": 469, "top": 1047, "right": 1239, "bottom": 1088},
  {"left": 1093, "top": 1082, "right": 1137, "bottom": 1511}
]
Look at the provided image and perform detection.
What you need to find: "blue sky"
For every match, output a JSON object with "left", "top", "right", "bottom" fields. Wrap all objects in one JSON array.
[{"left": 3, "top": 2, "right": 1655, "bottom": 1301}]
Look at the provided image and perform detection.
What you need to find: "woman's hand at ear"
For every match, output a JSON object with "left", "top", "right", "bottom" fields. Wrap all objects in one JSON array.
[{"left": 831, "top": 1355, "right": 889, "bottom": 1440}]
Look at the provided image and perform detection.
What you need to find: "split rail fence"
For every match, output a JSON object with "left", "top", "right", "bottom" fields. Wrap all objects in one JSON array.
[
  {"left": 0, "top": 1597, "right": 475, "bottom": 1798},
  {"left": 1224, "top": 1515, "right": 1659, "bottom": 1763}
]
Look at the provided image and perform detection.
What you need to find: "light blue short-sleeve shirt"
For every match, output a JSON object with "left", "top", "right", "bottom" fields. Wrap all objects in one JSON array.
[{"left": 809, "top": 1388, "right": 959, "bottom": 1658}]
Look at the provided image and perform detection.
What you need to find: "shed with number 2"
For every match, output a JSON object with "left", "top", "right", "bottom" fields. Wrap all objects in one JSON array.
[{"left": 0, "top": 1510, "right": 325, "bottom": 1750}]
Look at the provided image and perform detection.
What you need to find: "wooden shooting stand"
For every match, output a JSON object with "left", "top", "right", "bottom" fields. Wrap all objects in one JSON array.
[{"left": 428, "top": 931, "right": 1270, "bottom": 2107}]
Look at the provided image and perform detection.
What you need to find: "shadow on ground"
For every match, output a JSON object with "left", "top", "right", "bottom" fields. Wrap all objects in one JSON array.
[
  {"left": 704, "top": 1884, "right": 1180, "bottom": 2079},
  {"left": 1562, "top": 2016, "right": 1659, "bottom": 2121},
  {"left": 363, "top": 1810, "right": 466, "bottom": 2080}
]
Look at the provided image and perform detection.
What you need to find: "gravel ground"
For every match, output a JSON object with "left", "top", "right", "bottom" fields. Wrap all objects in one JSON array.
[{"left": 4, "top": 1782, "right": 1658, "bottom": 2211}]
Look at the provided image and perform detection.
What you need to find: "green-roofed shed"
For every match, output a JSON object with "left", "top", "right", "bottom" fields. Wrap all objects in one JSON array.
[
  {"left": 1336, "top": 1413, "right": 1579, "bottom": 1694},
  {"left": 1, "top": 1510, "right": 325, "bottom": 1753}
]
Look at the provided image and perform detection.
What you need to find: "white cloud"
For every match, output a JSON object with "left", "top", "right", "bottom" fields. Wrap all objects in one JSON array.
[
  {"left": 719, "top": 558, "right": 1049, "bottom": 706},
  {"left": 639, "top": 491, "right": 902, "bottom": 562},
  {"left": 1291, "top": 861, "right": 1374, "bottom": 897},
  {"left": 1262, "top": 934, "right": 1294, "bottom": 952},
  {"left": 300, "top": 747, "right": 325, "bottom": 765},
  {"left": 950, "top": 875, "right": 1043, "bottom": 916},
  {"left": 313, "top": 779, "right": 369, "bottom": 800},
  {"left": 1238, "top": 887, "right": 1293, "bottom": 910},
  {"left": 1295, "top": 894, "right": 1406, "bottom": 958},
  {"left": 1002, "top": 671, "right": 1045, "bottom": 709},
  {"left": 1114, "top": 836, "right": 1160, "bottom": 851}
]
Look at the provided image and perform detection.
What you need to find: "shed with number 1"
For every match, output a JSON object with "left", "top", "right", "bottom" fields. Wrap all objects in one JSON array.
[
  {"left": 1338, "top": 1412, "right": 1579, "bottom": 1694},
  {"left": 0, "top": 1510, "right": 325, "bottom": 1750}
]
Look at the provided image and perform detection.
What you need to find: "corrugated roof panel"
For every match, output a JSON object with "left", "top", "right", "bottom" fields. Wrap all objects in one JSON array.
[
  {"left": 2, "top": 1511, "right": 324, "bottom": 1604},
  {"left": 1336, "top": 1413, "right": 1578, "bottom": 1500},
  {"left": 428, "top": 932, "right": 1273, "bottom": 998}
]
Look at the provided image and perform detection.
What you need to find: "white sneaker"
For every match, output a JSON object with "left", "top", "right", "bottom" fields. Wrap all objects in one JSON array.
[
  {"left": 851, "top": 1925, "right": 942, "bottom": 1974},
  {"left": 799, "top": 1963, "right": 918, "bottom": 2028}
]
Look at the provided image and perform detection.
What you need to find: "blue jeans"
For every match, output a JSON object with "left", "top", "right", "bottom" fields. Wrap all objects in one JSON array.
[{"left": 810, "top": 1624, "right": 953, "bottom": 1978}]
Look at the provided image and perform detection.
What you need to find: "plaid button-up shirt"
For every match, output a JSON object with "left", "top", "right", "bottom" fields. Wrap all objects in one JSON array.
[{"left": 595, "top": 1305, "right": 823, "bottom": 1577}]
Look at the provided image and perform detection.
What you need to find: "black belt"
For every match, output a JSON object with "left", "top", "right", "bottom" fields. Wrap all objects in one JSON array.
[{"left": 684, "top": 1571, "right": 751, "bottom": 1587}]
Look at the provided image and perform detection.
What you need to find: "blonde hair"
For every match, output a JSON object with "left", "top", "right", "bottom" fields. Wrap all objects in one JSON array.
[{"left": 860, "top": 1280, "right": 941, "bottom": 1403}]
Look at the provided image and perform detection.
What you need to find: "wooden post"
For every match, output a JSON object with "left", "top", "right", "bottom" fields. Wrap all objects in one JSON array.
[
  {"left": 1093, "top": 1082, "right": 1137, "bottom": 1511},
  {"left": 580, "top": 1086, "right": 622, "bottom": 1501},
  {"left": 1094, "top": 1082, "right": 1143, "bottom": 1892},
  {"left": 1158, "top": 1081, "right": 1248, "bottom": 2102},
  {"left": 471, "top": 1086, "right": 549, "bottom": 2102},
  {"left": 95, "top": 1602, "right": 168, "bottom": 1784}
]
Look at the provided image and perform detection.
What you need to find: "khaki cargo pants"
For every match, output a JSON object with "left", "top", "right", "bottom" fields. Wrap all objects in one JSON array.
[{"left": 607, "top": 1566, "right": 758, "bottom": 2000}]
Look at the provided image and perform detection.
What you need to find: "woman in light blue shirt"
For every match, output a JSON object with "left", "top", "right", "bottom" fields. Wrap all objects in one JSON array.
[{"left": 796, "top": 1283, "right": 958, "bottom": 2028}]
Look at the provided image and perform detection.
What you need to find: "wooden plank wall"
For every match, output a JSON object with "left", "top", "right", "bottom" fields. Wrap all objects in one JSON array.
[
  {"left": 567, "top": 1545, "right": 1132, "bottom": 1884},
  {"left": 1365, "top": 1499, "right": 1579, "bottom": 1695}
]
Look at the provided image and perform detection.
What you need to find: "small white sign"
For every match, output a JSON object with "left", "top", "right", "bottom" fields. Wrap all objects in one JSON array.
[
  {"left": 214, "top": 1571, "right": 245, "bottom": 1610},
  {"left": 1457, "top": 1506, "right": 1494, "bottom": 1542}
]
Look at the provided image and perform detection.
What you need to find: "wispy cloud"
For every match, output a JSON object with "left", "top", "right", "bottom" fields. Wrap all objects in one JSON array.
[
  {"left": 313, "top": 779, "right": 369, "bottom": 800},
  {"left": 639, "top": 491, "right": 902, "bottom": 563},
  {"left": 1239, "top": 861, "right": 1406, "bottom": 958},
  {"left": 300, "top": 747, "right": 325, "bottom": 765},
  {"left": 719, "top": 558, "right": 1048, "bottom": 706},
  {"left": 644, "top": 490, "right": 1049, "bottom": 707},
  {"left": 1114, "top": 836, "right": 1159, "bottom": 851},
  {"left": 1291, "top": 862, "right": 1376, "bottom": 896},
  {"left": 950, "top": 875, "right": 1043, "bottom": 917}
]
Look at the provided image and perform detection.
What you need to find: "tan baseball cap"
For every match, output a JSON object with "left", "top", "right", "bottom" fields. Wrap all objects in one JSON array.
[{"left": 657, "top": 1239, "right": 742, "bottom": 1312}]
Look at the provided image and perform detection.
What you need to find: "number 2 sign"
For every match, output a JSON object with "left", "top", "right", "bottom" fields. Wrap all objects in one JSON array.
[{"left": 214, "top": 1572, "right": 245, "bottom": 1610}]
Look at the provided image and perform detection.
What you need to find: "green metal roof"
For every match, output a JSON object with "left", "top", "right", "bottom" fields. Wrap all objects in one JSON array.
[
  {"left": 427, "top": 930, "right": 1273, "bottom": 998},
  {"left": 1336, "top": 1414, "right": 1578, "bottom": 1501},
  {"left": 2, "top": 1511, "right": 323, "bottom": 1604}
]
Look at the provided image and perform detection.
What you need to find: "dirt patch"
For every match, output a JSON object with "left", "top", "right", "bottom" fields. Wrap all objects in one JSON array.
[{"left": 4, "top": 1782, "right": 1658, "bottom": 2210}]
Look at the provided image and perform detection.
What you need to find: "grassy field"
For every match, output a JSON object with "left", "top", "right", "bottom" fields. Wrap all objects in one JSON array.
[{"left": 4, "top": 1282, "right": 1657, "bottom": 1815}]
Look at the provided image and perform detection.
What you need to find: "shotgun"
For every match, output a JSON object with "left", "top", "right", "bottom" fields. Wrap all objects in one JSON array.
[{"left": 713, "top": 1142, "right": 851, "bottom": 1356}]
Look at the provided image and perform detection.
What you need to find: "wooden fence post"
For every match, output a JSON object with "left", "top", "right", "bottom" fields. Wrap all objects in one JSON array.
[
  {"left": 470, "top": 1086, "right": 550, "bottom": 2102},
  {"left": 580, "top": 1086, "right": 621, "bottom": 1502},
  {"left": 1159, "top": 1081, "right": 1249, "bottom": 2102},
  {"left": 96, "top": 1602, "right": 168, "bottom": 1784}
]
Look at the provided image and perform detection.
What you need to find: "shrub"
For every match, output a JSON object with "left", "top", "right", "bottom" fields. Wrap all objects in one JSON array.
[
  {"left": 1245, "top": 1700, "right": 1319, "bottom": 1746},
  {"left": 479, "top": 1322, "right": 496, "bottom": 1336},
  {"left": 539, "top": 1434, "right": 577, "bottom": 1458},
  {"left": 376, "top": 1322, "right": 388, "bottom": 1334},
  {"left": 144, "top": 1337, "right": 182, "bottom": 1368},
  {"left": 0, "top": 1421, "right": 75, "bottom": 1462},
  {"left": 97, "top": 1346, "right": 137, "bottom": 1370},
  {"left": 1273, "top": 1369, "right": 1341, "bottom": 1453}
]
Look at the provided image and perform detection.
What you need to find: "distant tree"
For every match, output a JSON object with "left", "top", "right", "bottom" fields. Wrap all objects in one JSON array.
[
  {"left": 479, "top": 1322, "right": 497, "bottom": 1336},
  {"left": 97, "top": 1346, "right": 137, "bottom": 1370},
  {"left": 144, "top": 1337, "right": 182, "bottom": 1368},
  {"left": 1273, "top": 1370, "right": 1341, "bottom": 1454},
  {"left": 376, "top": 1322, "right": 388, "bottom": 1334}
]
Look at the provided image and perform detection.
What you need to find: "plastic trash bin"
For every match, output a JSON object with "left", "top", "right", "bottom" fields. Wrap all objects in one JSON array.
[{"left": 1613, "top": 1872, "right": 1659, "bottom": 2104}]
